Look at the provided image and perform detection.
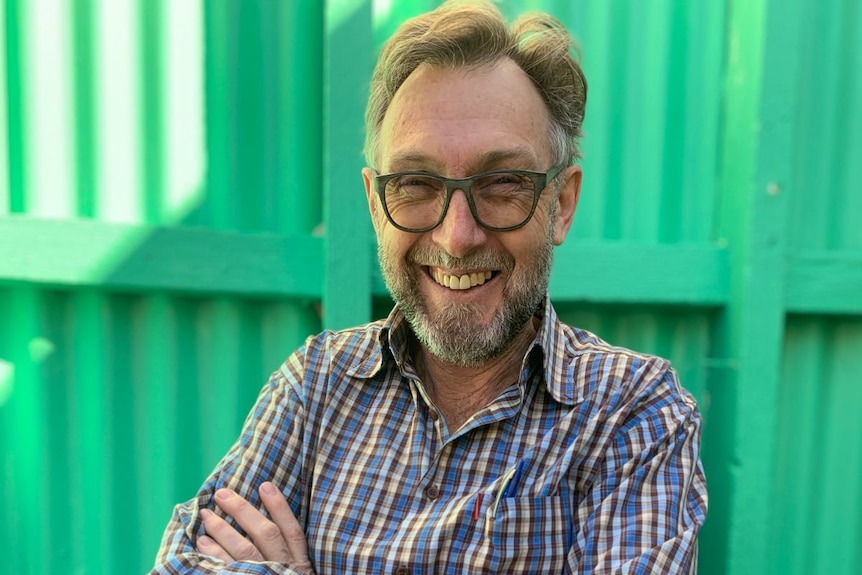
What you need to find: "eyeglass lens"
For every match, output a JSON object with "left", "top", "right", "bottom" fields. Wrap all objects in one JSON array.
[{"left": 384, "top": 172, "right": 537, "bottom": 230}]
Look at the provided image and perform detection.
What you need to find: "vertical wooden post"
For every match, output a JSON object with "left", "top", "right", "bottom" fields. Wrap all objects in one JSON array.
[
  {"left": 710, "top": 1, "right": 802, "bottom": 574},
  {"left": 323, "top": 0, "right": 373, "bottom": 330}
]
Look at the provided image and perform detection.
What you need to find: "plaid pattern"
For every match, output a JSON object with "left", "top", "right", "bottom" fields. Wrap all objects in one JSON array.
[{"left": 152, "top": 298, "right": 707, "bottom": 574}]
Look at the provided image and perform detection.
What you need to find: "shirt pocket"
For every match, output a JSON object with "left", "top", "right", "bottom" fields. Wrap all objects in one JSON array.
[{"left": 459, "top": 496, "right": 570, "bottom": 573}]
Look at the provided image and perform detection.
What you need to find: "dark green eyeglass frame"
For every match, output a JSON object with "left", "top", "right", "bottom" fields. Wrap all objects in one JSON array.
[{"left": 372, "top": 164, "right": 567, "bottom": 233}]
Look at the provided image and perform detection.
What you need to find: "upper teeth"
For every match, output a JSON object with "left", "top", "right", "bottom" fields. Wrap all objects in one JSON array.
[{"left": 432, "top": 270, "right": 493, "bottom": 290}]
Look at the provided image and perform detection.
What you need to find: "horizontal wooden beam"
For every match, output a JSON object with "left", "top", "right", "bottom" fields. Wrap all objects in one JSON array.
[
  {"left": 371, "top": 241, "right": 731, "bottom": 307},
  {"left": 0, "top": 216, "right": 323, "bottom": 298},
  {"left": 4, "top": 218, "right": 858, "bottom": 315},
  {"left": 549, "top": 242, "right": 730, "bottom": 305},
  {"left": 1, "top": 217, "right": 731, "bottom": 305},
  {"left": 785, "top": 251, "right": 862, "bottom": 315}
]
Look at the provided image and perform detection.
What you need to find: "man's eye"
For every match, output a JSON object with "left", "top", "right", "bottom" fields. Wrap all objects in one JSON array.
[
  {"left": 388, "top": 176, "right": 442, "bottom": 199},
  {"left": 399, "top": 177, "right": 437, "bottom": 188},
  {"left": 477, "top": 174, "right": 529, "bottom": 191}
]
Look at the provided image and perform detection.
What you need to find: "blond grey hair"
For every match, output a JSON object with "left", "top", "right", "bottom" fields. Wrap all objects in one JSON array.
[{"left": 364, "top": 0, "right": 588, "bottom": 169}]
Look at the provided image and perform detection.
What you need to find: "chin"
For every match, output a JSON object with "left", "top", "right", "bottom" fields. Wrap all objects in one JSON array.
[{"left": 406, "top": 301, "right": 514, "bottom": 367}]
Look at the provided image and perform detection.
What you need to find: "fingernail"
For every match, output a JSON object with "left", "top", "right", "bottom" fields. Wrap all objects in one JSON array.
[
  {"left": 200, "top": 508, "right": 213, "bottom": 520},
  {"left": 261, "top": 482, "right": 277, "bottom": 496},
  {"left": 198, "top": 535, "right": 213, "bottom": 547},
  {"left": 215, "top": 488, "right": 232, "bottom": 500}
]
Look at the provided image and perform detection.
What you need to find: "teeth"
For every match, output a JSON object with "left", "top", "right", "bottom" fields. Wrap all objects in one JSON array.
[{"left": 432, "top": 269, "right": 494, "bottom": 290}]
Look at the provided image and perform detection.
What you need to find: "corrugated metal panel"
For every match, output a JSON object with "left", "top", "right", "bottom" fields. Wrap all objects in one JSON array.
[
  {"left": 788, "top": 0, "right": 861, "bottom": 252},
  {"left": 3, "top": 0, "right": 206, "bottom": 224},
  {"left": 1, "top": 1, "right": 325, "bottom": 573},
  {"left": 0, "top": 286, "right": 319, "bottom": 572},
  {"left": 771, "top": 317, "right": 862, "bottom": 575},
  {"left": 561, "top": 0, "right": 725, "bottom": 244},
  {"left": 767, "top": 0, "right": 862, "bottom": 574},
  {"left": 2, "top": 0, "right": 323, "bottom": 232}
]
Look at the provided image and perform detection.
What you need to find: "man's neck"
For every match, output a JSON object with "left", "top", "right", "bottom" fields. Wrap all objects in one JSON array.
[{"left": 415, "top": 319, "right": 538, "bottom": 432}]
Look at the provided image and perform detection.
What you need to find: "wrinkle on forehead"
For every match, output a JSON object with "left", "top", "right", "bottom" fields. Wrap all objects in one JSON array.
[{"left": 378, "top": 59, "right": 552, "bottom": 175}]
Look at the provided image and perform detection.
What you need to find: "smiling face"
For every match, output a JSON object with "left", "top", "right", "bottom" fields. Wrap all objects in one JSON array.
[{"left": 363, "top": 59, "right": 580, "bottom": 367}]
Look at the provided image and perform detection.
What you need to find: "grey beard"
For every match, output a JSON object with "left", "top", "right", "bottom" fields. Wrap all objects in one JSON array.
[{"left": 378, "top": 237, "right": 553, "bottom": 368}]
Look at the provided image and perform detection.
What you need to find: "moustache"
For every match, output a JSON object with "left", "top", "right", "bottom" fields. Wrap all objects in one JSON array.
[{"left": 407, "top": 245, "right": 514, "bottom": 274}]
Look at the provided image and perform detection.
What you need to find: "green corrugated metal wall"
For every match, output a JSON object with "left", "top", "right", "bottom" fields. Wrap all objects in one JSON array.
[{"left": 0, "top": 0, "right": 859, "bottom": 574}]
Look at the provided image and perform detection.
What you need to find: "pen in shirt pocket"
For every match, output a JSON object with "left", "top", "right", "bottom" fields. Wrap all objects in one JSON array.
[{"left": 492, "top": 460, "right": 526, "bottom": 516}]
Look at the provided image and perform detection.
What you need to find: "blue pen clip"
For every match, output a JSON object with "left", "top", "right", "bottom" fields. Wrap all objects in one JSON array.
[
  {"left": 506, "top": 460, "right": 526, "bottom": 498},
  {"left": 492, "top": 460, "right": 526, "bottom": 516}
]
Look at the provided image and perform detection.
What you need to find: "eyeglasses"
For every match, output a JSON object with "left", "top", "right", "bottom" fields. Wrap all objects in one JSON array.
[{"left": 372, "top": 164, "right": 566, "bottom": 233}]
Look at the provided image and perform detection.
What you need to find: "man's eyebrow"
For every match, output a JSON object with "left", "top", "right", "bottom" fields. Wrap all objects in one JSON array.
[
  {"left": 474, "top": 148, "right": 539, "bottom": 170},
  {"left": 386, "top": 153, "right": 440, "bottom": 172}
]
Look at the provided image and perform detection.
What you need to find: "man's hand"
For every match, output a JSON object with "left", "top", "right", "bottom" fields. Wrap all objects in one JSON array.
[{"left": 196, "top": 482, "right": 315, "bottom": 575}]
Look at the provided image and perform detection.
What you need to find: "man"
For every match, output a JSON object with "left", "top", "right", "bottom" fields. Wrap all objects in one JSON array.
[{"left": 153, "top": 1, "right": 707, "bottom": 573}]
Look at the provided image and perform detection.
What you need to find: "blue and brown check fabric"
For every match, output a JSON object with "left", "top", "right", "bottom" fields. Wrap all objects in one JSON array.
[{"left": 153, "top": 296, "right": 707, "bottom": 574}]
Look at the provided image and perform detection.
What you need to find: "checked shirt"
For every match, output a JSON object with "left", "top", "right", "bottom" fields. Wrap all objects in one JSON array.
[{"left": 153, "top": 296, "right": 708, "bottom": 574}]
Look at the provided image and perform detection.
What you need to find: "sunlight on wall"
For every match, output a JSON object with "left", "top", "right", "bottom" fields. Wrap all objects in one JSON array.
[
  {"left": 96, "top": 0, "right": 141, "bottom": 221},
  {"left": 373, "top": 0, "right": 394, "bottom": 24},
  {"left": 0, "top": 359, "right": 13, "bottom": 407},
  {"left": 0, "top": 337, "right": 54, "bottom": 409},
  {"left": 9, "top": 0, "right": 205, "bottom": 225},
  {"left": 327, "top": 0, "right": 371, "bottom": 33},
  {"left": 28, "top": 336, "right": 55, "bottom": 363},
  {"left": 0, "top": 2, "right": 8, "bottom": 215},
  {"left": 164, "top": 0, "right": 205, "bottom": 222},
  {"left": 27, "top": 0, "right": 76, "bottom": 218}
]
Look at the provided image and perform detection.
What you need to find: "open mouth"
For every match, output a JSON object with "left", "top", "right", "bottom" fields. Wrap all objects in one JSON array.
[{"left": 429, "top": 268, "right": 495, "bottom": 290}]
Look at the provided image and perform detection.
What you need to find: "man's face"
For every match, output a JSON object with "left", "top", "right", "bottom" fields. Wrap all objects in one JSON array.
[{"left": 363, "top": 59, "right": 580, "bottom": 367}]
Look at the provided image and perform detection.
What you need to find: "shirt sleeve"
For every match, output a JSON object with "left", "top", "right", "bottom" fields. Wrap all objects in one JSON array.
[
  {"left": 149, "top": 347, "right": 313, "bottom": 575},
  {"left": 566, "top": 365, "right": 708, "bottom": 574}
]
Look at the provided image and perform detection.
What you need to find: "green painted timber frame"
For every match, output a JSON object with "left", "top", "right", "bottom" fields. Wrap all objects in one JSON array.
[{"left": 1, "top": 219, "right": 859, "bottom": 314}]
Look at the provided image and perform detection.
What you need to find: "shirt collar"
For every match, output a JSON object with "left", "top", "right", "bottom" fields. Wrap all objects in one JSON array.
[
  {"left": 529, "top": 296, "right": 585, "bottom": 406},
  {"left": 348, "top": 296, "right": 585, "bottom": 406},
  {"left": 343, "top": 306, "right": 411, "bottom": 380}
]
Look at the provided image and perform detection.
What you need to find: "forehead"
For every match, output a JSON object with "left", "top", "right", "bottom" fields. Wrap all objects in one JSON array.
[{"left": 379, "top": 59, "right": 552, "bottom": 173}]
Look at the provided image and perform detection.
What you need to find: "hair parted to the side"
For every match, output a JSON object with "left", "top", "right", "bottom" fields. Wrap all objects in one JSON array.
[{"left": 364, "top": 0, "right": 588, "bottom": 169}]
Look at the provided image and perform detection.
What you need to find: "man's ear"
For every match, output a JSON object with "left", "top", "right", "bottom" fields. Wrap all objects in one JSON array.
[
  {"left": 552, "top": 164, "right": 582, "bottom": 245},
  {"left": 362, "top": 167, "right": 381, "bottom": 234}
]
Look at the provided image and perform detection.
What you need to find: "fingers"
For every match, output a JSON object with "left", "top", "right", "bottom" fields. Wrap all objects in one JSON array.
[
  {"left": 258, "top": 482, "right": 313, "bottom": 571},
  {"left": 212, "top": 488, "right": 293, "bottom": 563},
  {"left": 196, "top": 532, "right": 232, "bottom": 563},
  {"left": 199, "top": 508, "right": 264, "bottom": 562},
  {"left": 197, "top": 486, "right": 315, "bottom": 573}
]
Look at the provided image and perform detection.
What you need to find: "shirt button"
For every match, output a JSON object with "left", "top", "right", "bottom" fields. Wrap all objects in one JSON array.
[
  {"left": 424, "top": 484, "right": 440, "bottom": 501},
  {"left": 394, "top": 567, "right": 410, "bottom": 575}
]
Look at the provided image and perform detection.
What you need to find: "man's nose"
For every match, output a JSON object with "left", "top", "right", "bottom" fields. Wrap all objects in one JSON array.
[{"left": 430, "top": 189, "right": 487, "bottom": 258}]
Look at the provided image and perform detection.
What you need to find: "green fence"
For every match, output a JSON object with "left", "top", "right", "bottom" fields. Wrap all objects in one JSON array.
[{"left": 1, "top": 1, "right": 860, "bottom": 574}]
